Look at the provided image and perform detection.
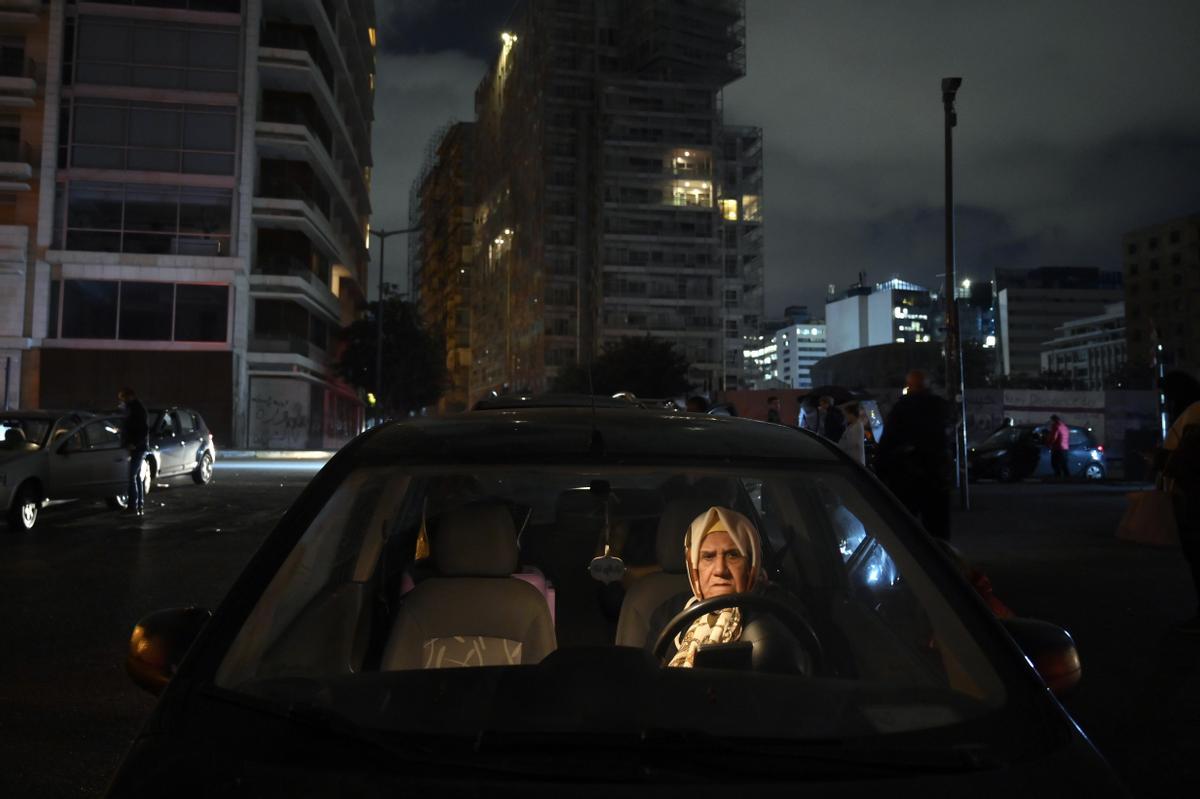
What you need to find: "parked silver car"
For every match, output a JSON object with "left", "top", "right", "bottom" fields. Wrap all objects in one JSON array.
[{"left": 0, "top": 410, "right": 149, "bottom": 531}]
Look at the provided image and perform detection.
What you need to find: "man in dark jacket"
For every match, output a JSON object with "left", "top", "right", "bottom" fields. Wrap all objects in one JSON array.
[
  {"left": 818, "top": 395, "right": 846, "bottom": 441},
  {"left": 876, "top": 370, "right": 952, "bottom": 540},
  {"left": 118, "top": 387, "right": 149, "bottom": 516}
]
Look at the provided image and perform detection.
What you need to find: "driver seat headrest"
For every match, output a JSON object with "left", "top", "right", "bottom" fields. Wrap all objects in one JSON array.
[
  {"left": 655, "top": 499, "right": 708, "bottom": 574},
  {"left": 433, "top": 503, "right": 519, "bottom": 577}
]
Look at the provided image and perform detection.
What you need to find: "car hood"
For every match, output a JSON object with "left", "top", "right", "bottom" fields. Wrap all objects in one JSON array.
[{"left": 108, "top": 729, "right": 1126, "bottom": 798}]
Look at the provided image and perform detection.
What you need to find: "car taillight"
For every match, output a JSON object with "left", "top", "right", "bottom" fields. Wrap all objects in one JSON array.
[{"left": 1097, "top": 445, "right": 1104, "bottom": 452}]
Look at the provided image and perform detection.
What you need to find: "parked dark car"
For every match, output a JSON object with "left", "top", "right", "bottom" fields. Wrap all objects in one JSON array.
[
  {"left": 147, "top": 407, "right": 217, "bottom": 487},
  {"left": 969, "top": 424, "right": 1106, "bottom": 482},
  {"left": 109, "top": 405, "right": 1122, "bottom": 797}
]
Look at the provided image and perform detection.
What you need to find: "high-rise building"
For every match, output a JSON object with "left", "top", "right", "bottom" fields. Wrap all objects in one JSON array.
[
  {"left": 413, "top": 121, "right": 474, "bottom": 412},
  {"left": 1, "top": 0, "right": 51, "bottom": 411},
  {"left": 825, "top": 278, "right": 934, "bottom": 356},
  {"left": 995, "top": 266, "right": 1122, "bottom": 377},
  {"left": 1, "top": 0, "right": 375, "bottom": 447},
  {"left": 771, "top": 322, "right": 825, "bottom": 389},
  {"left": 1040, "top": 301, "right": 1126, "bottom": 390},
  {"left": 423, "top": 0, "right": 762, "bottom": 402},
  {"left": 1122, "top": 213, "right": 1200, "bottom": 375}
]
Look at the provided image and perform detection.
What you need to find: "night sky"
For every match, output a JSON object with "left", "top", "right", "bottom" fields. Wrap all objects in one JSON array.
[{"left": 370, "top": 0, "right": 1200, "bottom": 315}]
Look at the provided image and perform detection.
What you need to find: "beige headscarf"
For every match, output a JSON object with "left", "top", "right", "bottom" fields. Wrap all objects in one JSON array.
[{"left": 668, "top": 506, "right": 764, "bottom": 668}]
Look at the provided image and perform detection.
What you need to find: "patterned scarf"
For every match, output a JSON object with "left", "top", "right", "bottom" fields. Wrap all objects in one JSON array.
[{"left": 667, "top": 506, "right": 763, "bottom": 668}]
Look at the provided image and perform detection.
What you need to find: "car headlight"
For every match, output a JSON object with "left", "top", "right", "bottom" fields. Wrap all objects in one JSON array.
[{"left": 1090, "top": 450, "right": 1102, "bottom": 460}]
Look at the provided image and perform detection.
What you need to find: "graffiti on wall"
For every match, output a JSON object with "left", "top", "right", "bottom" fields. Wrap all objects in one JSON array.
[{"left": 249, "top": 379, "right": 309, "bottom": 449}]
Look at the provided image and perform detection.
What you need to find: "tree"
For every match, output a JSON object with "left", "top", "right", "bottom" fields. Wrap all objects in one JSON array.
[
  {"left": 336, "top": 296, "right": 446, "bottom": 416},
  {"left": 552, "top": 335, "right": 692, "bottom": 397}
]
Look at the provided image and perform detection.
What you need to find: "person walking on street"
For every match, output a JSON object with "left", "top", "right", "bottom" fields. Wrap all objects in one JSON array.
[
  {"left": 1159, "top": 371, "right": 1200, "bottom": 633},
  {"left": 766, "top": 396, "right": 782, "bottom": 425},
  {"left": 1047, "top": 414, "right": 1071, "bottom": 480},
  {"left": 118, "top": 387, "right": 149, "bottom": 517},
  {"left": 818, "top": 395, "right": 846, "bottom": 442},
  {"left": 876, "top": 370, "right": 952, "bottom": 540},
  {"left": 837, "top": 401, "right": 866, "bottom": 466}
]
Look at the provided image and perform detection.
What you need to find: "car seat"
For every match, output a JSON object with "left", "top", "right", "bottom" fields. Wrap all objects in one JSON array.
[
  {"left": 381, "top": 503, "right": 557, "bottom": 670},
  {"left": 613, "top": 499, "right": 705, "bottom": 647}
]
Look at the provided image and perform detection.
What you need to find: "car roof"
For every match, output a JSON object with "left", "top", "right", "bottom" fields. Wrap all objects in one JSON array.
[
  {"left": 471, "top": 394, "right": 674, "bottom": 411},
  {"left": 358, "top": 407, "right": 839, "bottom": 465},
  {"left": 0, "top": 409, "right": 92, "bottom": 420}
]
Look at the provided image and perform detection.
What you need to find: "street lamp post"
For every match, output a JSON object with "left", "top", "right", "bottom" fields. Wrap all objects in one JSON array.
[
  {"left": 369, "top": 226, "right": 419, "bottom": 419},
  {"left": 942, "top": 77, "right": 970, "bottom": 510}
]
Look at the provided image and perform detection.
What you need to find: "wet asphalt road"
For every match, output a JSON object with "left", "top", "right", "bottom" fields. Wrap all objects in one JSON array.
[
  {"left": 0, "top": 467, "right": 1197, "bottom": 796},
  {"left": 0, "top": 459, "right": 320, "bottom": 798}
]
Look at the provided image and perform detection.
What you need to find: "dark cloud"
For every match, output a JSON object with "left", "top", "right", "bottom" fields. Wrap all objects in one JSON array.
[{"left": 369, "top": 1, "right": 1200, "bottom": 313}]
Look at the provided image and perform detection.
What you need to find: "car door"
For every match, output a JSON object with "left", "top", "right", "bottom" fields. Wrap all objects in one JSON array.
[
  {"left": 175, "top": 410, "right": 203, "bottom": 473},
  {"left": 1067, "top": 428, "right": 1091, "bottom": 475},
  {"left": 151, "top": 409, "right": 182, "bottom": 477},
  {"left": 48, "top": 417, "right": 129, "bottom": 499}
]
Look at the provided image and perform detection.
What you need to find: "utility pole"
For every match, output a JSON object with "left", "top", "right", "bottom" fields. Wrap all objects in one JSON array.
[
  {"left": 942, "top": 77, "right": 970, "bottom": 510},
  {"left": 369, "top": 226, "right": 419, "bottom": 420}
]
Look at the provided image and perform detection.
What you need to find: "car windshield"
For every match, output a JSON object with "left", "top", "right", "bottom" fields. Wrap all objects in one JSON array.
[
  {"left": 214, "top": 461, "right": 1012, "bottom": 749},
  {"left": 0, "top": 417, "right": 53, "bottom": 448}
]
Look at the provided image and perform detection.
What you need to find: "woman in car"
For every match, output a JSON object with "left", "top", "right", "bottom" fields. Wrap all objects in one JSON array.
[{"left": 651, "top": 506, "right": 764, "bottom": 667}]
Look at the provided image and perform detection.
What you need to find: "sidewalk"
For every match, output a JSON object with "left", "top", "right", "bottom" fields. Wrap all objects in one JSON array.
[{"left": 217, "top": 450, "right": 335, "bottom": 460}]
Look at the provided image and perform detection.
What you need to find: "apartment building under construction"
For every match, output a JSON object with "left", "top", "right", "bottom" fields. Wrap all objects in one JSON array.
[{"left": 414, "top": 0, "right": 764, "bottom": 403}]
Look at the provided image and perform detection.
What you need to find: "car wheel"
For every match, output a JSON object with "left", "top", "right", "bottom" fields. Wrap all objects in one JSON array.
[
  {"left": 7, "top": 482, "right": 39, "bottom": 531},
  {"left": 106, "top": 495, "right": 128, "bottom": 511},
  {"left": 192, "top": 452, "right": 213, "bottom": 485},
  {"left": 997, "top": 462, "right": 1015, "bottom": 482},
  {"left": 1084, "top": 463, "right": 1105, "bottom": 481}
]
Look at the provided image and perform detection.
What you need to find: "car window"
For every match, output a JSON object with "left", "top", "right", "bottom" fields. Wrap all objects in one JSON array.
[
  {"left": 216, "top": 464, "right": 1007, "bottom": 744},
  {"left": 1, "top": 419, "right": 51, "bottom": 448},
  {"left": 82, "top": 419, "right": 123, "bottom": 450},
  {"left": 177, "top": 411, "right": 196, "bottom": 435},
  {"left": 158, "top": 412, "right": 176, "bottom": 436},
  {"left": 1068, "top": 429, "right": 1090, "bottom": 448},
  {"left": 981, "top": 428, "right": 1019, "bottom": 446}
]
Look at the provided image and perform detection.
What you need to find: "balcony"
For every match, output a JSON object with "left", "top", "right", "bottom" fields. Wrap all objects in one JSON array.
[
  {"left": 0, "top": 140, "right": 34, "bottom": 185},
  {"left": 0, "top": 56, "right": 37, "bottom": 104},
  {"left": 248, "top": 334, "right": 327, "bottom": 362},
  {"left": 0, "top": 1, "right": 39, "bottom": 27},
  {"left": 255, "top": 121, "right": 364, "bottom": 238}
]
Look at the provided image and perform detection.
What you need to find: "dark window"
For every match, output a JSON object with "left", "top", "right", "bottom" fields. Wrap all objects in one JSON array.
[
  {"left": 1149, "top": 237, "right": 1159, "bottom": 250},
  {"left": 177, "top": 410, "right": 197, "bottom": 435},
  {"left": 62, "top": 280, "right": 118, "bottom": 338},
  {"left": 174, "top": 284, "right": 228, "bottom": 341},
  {"left": 47, "top": 280, "right": 60, "bottom": 338},
  {"left": 1170, "top": 230, "right": 1181, "bottom": 244},
  {"left": 1127, "top": 243, "right": 1137, "bottom": 255},
  {"left": 1127, "top": 263, "right": 1138, "bottom": 275},
  {"left": 119, "top": 281, "right": 175, "bottom": 340},
  {"left": 74, "top": 17, "right": 238, "bottom": 93}
]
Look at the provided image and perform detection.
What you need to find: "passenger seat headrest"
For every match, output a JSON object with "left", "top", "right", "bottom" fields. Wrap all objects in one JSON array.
[
  {"left": 656, "top": 500, "right": 706, "bottom": 574},
  {"left": 433, "top": 503, "right": 519, "bottom": 577}
]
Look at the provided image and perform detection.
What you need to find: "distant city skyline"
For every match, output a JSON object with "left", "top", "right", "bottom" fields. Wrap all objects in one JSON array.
[{"left": 370, "top": 0, "right": 1200, "bottom": 314}]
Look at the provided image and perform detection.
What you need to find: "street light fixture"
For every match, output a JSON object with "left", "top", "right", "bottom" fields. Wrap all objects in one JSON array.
[
  {"left": 369, "top": 226, "right": 419, "bottom": 420},
  {"left": 942, "top": 77, "right": 969, "bottom": 510}
]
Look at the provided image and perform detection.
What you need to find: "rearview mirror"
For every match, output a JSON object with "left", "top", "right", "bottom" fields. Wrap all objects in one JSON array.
[
  {"left": 1001, "top": 618, "right": 1081, "bottom": 696},
  {"left": 126, "top": 607, "right": 212, "bottom": 695}
]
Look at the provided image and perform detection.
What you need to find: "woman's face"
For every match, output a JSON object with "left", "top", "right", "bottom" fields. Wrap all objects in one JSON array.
[{"left": 696, "top": 530, "right": 750, "bottom": 598}]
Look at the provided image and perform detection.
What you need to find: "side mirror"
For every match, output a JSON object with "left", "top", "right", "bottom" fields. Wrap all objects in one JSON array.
[
  {"left": 1001, "top": 617, "right": 1081, "bottom": 696},
  {"left": 126, "top": 607, "right": 212, "bottom": 695}
]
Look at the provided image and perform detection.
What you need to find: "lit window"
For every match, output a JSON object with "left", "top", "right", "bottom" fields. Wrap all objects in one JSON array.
[
  {"left": 741, "top": 195, "right": 761, "bottom": 221},
  {"left": 368, "top": 27, "right": 377, "bottom": 47},
  {"left": 719, "top": 199, "right": 738, "bottom": 221}
]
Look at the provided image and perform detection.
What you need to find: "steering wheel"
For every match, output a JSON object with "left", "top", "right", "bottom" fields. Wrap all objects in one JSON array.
[{"left": 652, "top": 592, "right": 824, "bottom": 675}]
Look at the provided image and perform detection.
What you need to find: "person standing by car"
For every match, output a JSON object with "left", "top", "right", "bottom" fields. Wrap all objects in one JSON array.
[
  {"left": 837, "top": 401, "right": 866, "bottom": 466},
  {"left": 765, "top": 396, "right": 782, "bottom": 424},
  {"left": 818, "top": 395, "right": 845, "bottom": 442},
  {"left": 1046, "top": 415, "right": 1071, "bottom": 480},
  {"left": 876, "top": 370, "right": 952, "bottom": 540},
  {"left": 119, "top": 387, "right": 149, "bottom": 517}
]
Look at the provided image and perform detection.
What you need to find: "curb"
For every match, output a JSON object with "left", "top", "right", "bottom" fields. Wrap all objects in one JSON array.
[{"left": 218, "top": 450, "right": 335, "bottom": 460}]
